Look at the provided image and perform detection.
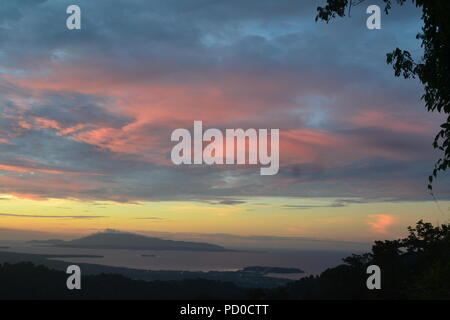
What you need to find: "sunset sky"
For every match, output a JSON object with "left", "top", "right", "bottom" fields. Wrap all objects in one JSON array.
[{"left": 0, "top": 0, "right": 449, "bottom": 245}]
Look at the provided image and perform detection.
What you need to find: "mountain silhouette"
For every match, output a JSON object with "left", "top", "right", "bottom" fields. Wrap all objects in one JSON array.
[{"left": 38, "top": 230, "right": 228, "bottom": 252}]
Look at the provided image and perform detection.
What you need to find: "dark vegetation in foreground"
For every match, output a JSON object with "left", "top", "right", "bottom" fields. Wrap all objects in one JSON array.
[
  {"left": 0, "top": 251, "right": 290, "bottom": 289},
  {"left": 257, "top": 220, "right": 450, "bottom": 300},
  {"left": 0, "top": 221, "right": 448, "bottom": 299}
]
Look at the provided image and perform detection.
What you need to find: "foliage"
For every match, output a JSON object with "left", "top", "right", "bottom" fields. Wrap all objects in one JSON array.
[
  {"left": 261, "top": 220, "right": 450, "bottom": 299},
  {"left": 316, "top": 0, "right": 450, "bottom": 190}
]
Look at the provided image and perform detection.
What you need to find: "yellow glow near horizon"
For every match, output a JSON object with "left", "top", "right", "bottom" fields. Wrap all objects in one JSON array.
[{"left": 0, "top": 193, "right": 448, "bottom": 242}]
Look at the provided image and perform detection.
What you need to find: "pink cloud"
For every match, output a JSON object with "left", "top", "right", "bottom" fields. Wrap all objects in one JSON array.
[
  {"left": 348, "top": 111, "right": 431, "bottom": 135},
  {"left": 1, "top": 62, "right": 437, "bottom": 175},
  {"left": 0, "top": 163, "right": 106, "bottom": 177}
]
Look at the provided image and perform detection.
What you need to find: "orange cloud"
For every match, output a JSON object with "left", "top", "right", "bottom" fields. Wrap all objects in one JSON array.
[{"left": 367, "top": 214, "right": 395, "bottom": 234}]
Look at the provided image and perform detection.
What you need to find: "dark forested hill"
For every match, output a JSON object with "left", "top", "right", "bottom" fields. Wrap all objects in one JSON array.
[{"left": 0, "top": 262, "right": 246, "bottom": 300}]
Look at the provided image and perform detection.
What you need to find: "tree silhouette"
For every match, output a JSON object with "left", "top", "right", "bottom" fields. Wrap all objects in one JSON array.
[
  {"left": 253, "top": 220, "right": 450, "bottom": 299},
  {"left": 316, "top": 0, "right": 450, "bottom": 190}
]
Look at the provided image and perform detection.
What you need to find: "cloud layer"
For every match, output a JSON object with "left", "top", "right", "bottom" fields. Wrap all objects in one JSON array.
[{"left": 0, "top": 0, "right": 448, "bottom": 203}]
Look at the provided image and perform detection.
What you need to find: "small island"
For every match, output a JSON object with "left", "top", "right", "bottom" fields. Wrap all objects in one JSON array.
[
  {"left": 27, "top": 239, "right": 66, "bottom": 246},
  {"left": 241, "top": 266, "right": 304, "bottom": 274},
  {"left": 43, "top": 254, "right": 103, "bottom": 259}
]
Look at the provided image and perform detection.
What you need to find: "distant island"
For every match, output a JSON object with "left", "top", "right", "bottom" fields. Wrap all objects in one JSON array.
[
  {"left": 28, "top": 230, "right": 228, "bottom": 252},
  {"left": 242, "top": 266, "right": 304, "bottom": 274},
  {"left": 42, "top": 254, "right": 103, "bottom": 258},
  {"left": 27, "top": 239, "right": 66, "bottom": 246}
]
